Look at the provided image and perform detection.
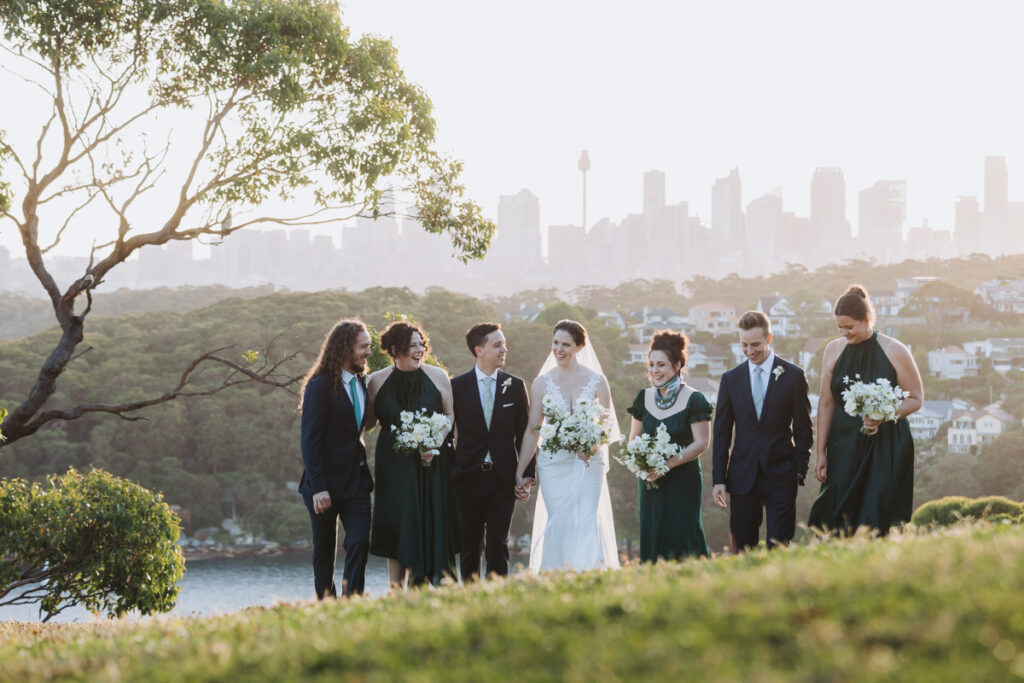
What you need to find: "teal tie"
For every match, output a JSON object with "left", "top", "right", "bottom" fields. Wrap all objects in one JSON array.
[
  {"left": 350, "top": 376, "right": 362, "bottom": 428},
  {"left": 752, "top": 367, "right": 764, "bottom": 420},
  {"left": 482, "top": 377, "right": 494, "bottom": 429}
]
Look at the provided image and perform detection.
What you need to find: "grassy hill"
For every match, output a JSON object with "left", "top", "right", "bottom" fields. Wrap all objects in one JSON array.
[{"left": 3, "top": 523, "right": 1023, "bottom": 681}]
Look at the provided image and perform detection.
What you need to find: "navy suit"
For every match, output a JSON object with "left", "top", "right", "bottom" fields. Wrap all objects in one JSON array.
[
  {"left": 299, "top": 374, "right": 374, "bottom": 597},
  {"left": 451, "top": 368, "right": 533, "bottom": 579},
  {"left": 712, "top": 356, "right": 812, "bottom": 549}
]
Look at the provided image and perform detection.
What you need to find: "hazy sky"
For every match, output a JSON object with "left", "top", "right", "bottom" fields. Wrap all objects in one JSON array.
[{"left": 3, "top": 0, "right": 1024, "bottom": 257}]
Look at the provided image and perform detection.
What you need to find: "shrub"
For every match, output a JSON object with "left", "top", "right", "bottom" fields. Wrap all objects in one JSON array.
[
  {"left": 912, "top": 495, "right": 1024, "bottom": 527},
  {"left": 0, "top": 468, "right": 185, "bottom": 621}
]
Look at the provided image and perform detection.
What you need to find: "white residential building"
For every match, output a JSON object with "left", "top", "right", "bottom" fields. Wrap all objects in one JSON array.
[
  {"left": 927, "top": 345, "right": 979, "bottom": 379},
  {"left": 947, "top": 405, "right": 1018, "bottom": 454},
  {"left": 689, "top": 302, "right": 736, "bottom": 336},
  {"left": 907, "top": 400, "right": 963, "bottom": 441},
  {"left": 975, "top": 279, "right": 1024, "bottom": 314}
]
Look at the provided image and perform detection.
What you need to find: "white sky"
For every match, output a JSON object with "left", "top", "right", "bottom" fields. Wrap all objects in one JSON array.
[{"left": 3, "top": 0, "right": 1024, "bottom": 256}]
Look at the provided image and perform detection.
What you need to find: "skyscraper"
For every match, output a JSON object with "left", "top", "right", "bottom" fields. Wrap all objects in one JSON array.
[
  {"left": 955, "top": 196, "right": 981, "bottom": 256},
  {"left": 809, "top": 168, "right": 850, "bottom": 265},
  {"left": 985, "top": 156, "right": 1009, "bottom": 216},
  {"left": 495, "top": 189, "right": 542, "bottom": 269},
  {"left": 858, "top": 180, "right": 906, "bottom": 260},
  {"left": 711, "top": 168, "right": 743, "bottom": 245},
  {"left": 643, "top": 170, "right": 666, "bottom": 217},
  {"left": 745, "top": 189, "right": 783, "bottom": 275}
]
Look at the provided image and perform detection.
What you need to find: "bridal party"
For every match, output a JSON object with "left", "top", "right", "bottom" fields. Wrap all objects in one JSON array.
[{"left": 298, "top": 284, "right": 924, "bottom": 596}]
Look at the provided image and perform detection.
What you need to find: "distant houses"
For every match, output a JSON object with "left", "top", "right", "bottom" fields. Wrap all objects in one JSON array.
[
  {"left": 975, "top": 279, "right": 1024, "bottom": 314},
  {"left": 947, "top": 405, "right": 1019, "bottom": 455},
  {"left": 688, "top": 302, "right": 736, "bottom": 335},
  {"left": 928, "top": 338, "right": 1024, "bottom": 377}
]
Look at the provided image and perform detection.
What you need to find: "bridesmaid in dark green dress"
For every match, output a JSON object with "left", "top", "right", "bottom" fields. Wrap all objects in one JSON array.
[
  {"left": 366, "top": 321, "right": 460, "bottom": 588},
  {"left": 626, "top": 331, "right": 712, "bottom": 561},
  {"left": 808, "top": 285, "right": 924, "bottom": 535}
]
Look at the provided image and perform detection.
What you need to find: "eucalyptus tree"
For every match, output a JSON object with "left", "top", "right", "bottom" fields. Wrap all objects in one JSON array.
[{"left": 0, "top": 0, "right": 494, "bottom": 447}]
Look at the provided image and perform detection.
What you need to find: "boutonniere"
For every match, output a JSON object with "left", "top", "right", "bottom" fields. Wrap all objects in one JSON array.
[
  {"left": 773, "top": 366, "right": 785, "bottom": 380},
  {"left": 501, "top": 377, "right": 513, "bottom": 395}
]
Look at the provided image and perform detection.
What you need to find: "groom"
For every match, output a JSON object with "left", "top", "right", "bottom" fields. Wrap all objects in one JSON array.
[
  {"left": 712, "top": 311, "right": 813, "bottom": 551},
  {"left": 451, "top": 322, "right": 534, "bottom": 580}
]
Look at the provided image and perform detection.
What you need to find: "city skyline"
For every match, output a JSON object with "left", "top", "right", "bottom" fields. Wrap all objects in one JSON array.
[
  {"left": 4, "top": 154, "right": 1022, "bottom": 296},
  {"left": 3, "top": 1, "right": 1024, "bottom": 260}
]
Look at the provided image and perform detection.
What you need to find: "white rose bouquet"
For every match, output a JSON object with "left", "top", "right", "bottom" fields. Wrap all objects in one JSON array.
[
  {"left": 537, "top": 395, "right": 615, "bottom": 466},
  {"left": 391, "top": 409, "right": 452, "bottom": 467},
  {"left": 841, "top": 374, "right": 910, "bottom": 435},
  {"left": 615, "top": 423, "right": 677, "bottom": 489}
]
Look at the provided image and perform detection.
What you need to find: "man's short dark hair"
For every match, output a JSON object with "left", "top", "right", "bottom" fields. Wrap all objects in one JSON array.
[
  {"left": 466, "top": 322, "right": 501, "bottom": 357},
  {"left": 737, "top": 311, "right": 771, "bottom": 335}
]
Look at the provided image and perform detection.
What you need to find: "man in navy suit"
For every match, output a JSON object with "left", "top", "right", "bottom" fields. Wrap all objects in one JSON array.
[
  {"left": 299, "top": 319, "right": 374, "bottom": 597},
  {"left": 713, "top": 311, "right": 813, "bottom": 551},
  {"left": 451, "top": 322, "right": 533, "bottom": 580}
]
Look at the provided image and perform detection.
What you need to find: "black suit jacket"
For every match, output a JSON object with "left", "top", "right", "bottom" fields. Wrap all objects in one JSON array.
[
  {"left": 451, "top": 368, "right": 533, "bottom": 498},
  {"left": 712, "top": 356, "right": 813, "bottom": 496},
  {"left": 298, "top": 374, "right": 374, "bottom": 501}
]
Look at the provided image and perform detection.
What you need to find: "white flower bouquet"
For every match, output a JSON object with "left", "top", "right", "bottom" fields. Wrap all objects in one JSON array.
[
  {"left": 841, "top": 374, "right": 910, "bottom": 435},
  {"left": 537, "top": 394, "right": 615, "bottom": 466},
  {"left": 615, "top": 423, "right": 677, "bottom": 489},
  {"left": 391, "top": 409, "right": 452, "bottom": 467}
]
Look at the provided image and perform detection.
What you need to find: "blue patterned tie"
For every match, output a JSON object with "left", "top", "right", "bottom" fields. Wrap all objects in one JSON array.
[
  {"left": 752, "top": 367, "right": 764, "bottom": 419},
  {"left": 350, "top": 376, "right": 361, "bottom": 428}
]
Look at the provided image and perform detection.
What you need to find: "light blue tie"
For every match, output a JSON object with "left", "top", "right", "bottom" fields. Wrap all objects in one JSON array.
[
  {"left": 482, "top": 377, "right": 494, "bottom": 429},
  {"left": 752, "top": 366, "right": 764, "bottom": 420},
  {"left": 350, "top": 376, "right": 361, "bottom": 428}
]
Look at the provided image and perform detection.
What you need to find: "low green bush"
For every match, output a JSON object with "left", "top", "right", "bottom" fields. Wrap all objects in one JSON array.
[
  {"left": 0, "top": 468, "right": 185, "bottom": 621},
  {"left": 3, "top": 524, "right": 1024, "bottom": 680},
  {"left": 912, "top": 494, "right": 1024, "bottom": 527}
]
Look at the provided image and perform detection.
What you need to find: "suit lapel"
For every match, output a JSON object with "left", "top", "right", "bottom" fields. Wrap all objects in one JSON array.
[
  {"left": 336, "top": 374, "right": 359, "bottom": 432},
  {"left": 737, "top": 361, "right": 758, "bottom": 420},
  {"left": 758, "top": 357, "right": 783, "bottom": 425},
  {"left": 463, "top": 369, "right": 489, "bottom": 433}
]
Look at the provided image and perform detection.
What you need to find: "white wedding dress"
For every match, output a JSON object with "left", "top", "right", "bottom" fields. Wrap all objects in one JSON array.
[{"left": 529, "top": 372, "right": 620, "bottom": 573}]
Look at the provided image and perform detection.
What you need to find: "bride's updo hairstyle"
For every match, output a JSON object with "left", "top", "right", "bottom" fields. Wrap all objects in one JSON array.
[
  {"left": 553, "top": 319, "right": 587, "bottom": 347},
  {"left": 649, "top": 330, "right": 688, "bottom": 369},
  {"left": 833, "top": 284, "right": 876, "bottom": 325},
  {"left": 380, "top": 320, "right": 431, "bottom": 359}
]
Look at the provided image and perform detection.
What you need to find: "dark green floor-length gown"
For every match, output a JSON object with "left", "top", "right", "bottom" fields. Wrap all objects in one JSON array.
[
  {"left": 370, "top": 367, "right": 460, "bottom": 585},
  {"left": 808, "top": 332, "right": 914, "bottom": 535},
  {"left": 627, "top": 388, "right": 711, "bottom": 562}
]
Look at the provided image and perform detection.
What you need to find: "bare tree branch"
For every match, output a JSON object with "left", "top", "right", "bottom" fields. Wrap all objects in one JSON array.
[{"left": 9, "top": 346, "right": 303, "bottom": 442}]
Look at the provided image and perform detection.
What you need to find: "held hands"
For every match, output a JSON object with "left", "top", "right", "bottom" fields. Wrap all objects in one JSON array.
[
  {"left": 312, "top": 490, "right": 332, "bottom": 514},
  {"left": 712, "top": 484, "right": 727, "bottom": 510},
  {"left": 420, "top": 451, "right": 436, "bottom": 465},
  {"left": 861, "top": 417, "right": 881, "bottom": 435},
  {"left": 514, "top": 474, "right": 535, "bottom": 502}
]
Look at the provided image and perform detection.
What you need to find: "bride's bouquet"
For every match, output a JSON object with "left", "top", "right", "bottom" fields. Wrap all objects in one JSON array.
[
  {"left": 615, "top": 423, "right": 677, "bottom": 489},
  {"left": 391, "top": 408, "right": 452, "bottom": 467},
  {"left": 841, "top": 374, "right": 910, "bottom": 435},
  {"left": 537, "top": 395, "right": 615, "bottom": 466}
]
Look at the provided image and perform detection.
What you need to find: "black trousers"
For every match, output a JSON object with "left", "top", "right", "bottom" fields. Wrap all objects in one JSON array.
[
  {"left": 453, "top": 469, "right": 516, "bottom": 580},
  {"left": 303, "top": 489, "right": 371, "bottom": 598},
  {"left": 730, "top": 468, "right": 798, "bottom": 551}
]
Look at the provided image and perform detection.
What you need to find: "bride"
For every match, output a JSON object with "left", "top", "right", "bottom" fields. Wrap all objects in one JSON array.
[{"left": 515, "top": 319, "right": 620, "bottom": 572}]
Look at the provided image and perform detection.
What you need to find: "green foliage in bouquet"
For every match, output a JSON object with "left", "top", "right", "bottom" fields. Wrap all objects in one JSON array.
[{"left": 0, "top": 468, "right": 184, "bottom": 621}]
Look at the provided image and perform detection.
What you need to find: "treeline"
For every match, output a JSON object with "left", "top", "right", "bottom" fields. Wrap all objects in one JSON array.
[
  {"left": 5, "top": 253, "right": 1024, "bottom": 548},
  {"left": 0, "top": 288, "right": 651, "bottom": 544}
]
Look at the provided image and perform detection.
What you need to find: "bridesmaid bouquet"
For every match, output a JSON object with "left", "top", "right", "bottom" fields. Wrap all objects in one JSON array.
[
  {"left": 537, "top": 395, "right": 615, "bottom": 466},
  {"left": 391, "top": 409, "right": 452, "bottom": 467},
  {"left": 615, "top": 424, "right": 677, "bottom": 489},
  {"left": 841, "top": 375, "right": 910, "bottom": 435}
]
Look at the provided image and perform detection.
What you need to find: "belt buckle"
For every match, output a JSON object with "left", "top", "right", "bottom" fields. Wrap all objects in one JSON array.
[{"left": 481, "top": 461, "right": 494, "bottom": 472}]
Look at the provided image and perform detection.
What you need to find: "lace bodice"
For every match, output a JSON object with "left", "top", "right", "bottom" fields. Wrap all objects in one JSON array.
[{"left": 540, "top": 372, "right": 600, "bottom": 414}]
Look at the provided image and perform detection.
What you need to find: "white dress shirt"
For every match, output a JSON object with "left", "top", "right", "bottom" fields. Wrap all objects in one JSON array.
[
  {"left": 748, "top": 351, "right": 775, "bottom": 406},
  {"left": 341, "top": 369, "right": 365, "bottom": 423},
  {"left": 474, "top": 365, "right": 499, "bottom": 463}
]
